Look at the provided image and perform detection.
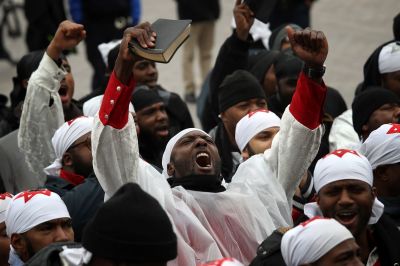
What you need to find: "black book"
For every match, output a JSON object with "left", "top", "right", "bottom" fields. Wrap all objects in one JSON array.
[
  {"left": 128, "top": 18, "right": 191, "bottom": 63},
  {"left": 244, "top": 0, "right": 277, "bottom": 24}
]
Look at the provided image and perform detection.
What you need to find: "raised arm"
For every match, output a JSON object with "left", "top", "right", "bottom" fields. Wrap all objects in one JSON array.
[
  {"left": 273, "top": 27, "right": 328, "bottom": 197},
  {"left": 18, "top": 21, "right": 85, "bottom": 180},
  {"left": 209, "top": 0, "right": 254, "bottom": 123},
  {"left": 91, "top": 24, "right": 174, "bottom": 203},
  {"left": 232, "top": 27, "right": 328, "bottom": 209}
]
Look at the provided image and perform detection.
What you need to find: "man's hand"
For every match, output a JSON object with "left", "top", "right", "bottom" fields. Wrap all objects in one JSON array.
[
  {"left": 287, "top": 26, "right": 328, "bottom": 69},
  {"left": 234, "top": 0, "right": 254, "bottom": 41},
  {"left": 47, "top": 20, "right": 86, "bottom": 61},
  {"left": 114, "top": 22, "right": 156, "bottom": 84}
]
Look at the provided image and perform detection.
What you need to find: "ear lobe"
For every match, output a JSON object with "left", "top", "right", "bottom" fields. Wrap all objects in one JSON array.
[
  {"left": 167, "top": 163, "right": 175, "bottom": 177},
  {"left": 62, "top": 152, "right": 73, "bottom": 167},
  {"left": 241, "top": 149, "right": 249, "bottom": 161},
  {"left": 361, "top": 124, "right": 369, "bottom": 140},
  {"left": 315, "top": 194, "right": 320, "bottom": 205},
  {"left": 220, "top": 112, "right": 227, "bottom": 123},
  {"left": 11, "top": 233, "right": 26, "bottom": 258}
]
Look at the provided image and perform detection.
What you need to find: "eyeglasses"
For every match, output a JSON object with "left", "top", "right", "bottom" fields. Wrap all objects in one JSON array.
[{"left": 66, "top": 136, "right": 91, "bottom": 152}]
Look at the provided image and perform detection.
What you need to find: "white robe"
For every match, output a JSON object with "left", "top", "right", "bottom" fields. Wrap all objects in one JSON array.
[{"left": 92, "top": 94, "right": 323, "bottom": 265}]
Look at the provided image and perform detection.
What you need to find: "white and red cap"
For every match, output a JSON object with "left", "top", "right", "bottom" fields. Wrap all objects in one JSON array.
[
  {"left": 281, "top": 217, "right": 353, "bottom": 266},
  {"left": 378, "top": 41, "right": 400, "bottom": 74},
  {"left": 5, "top": 189, "right": 70, "bottom": 237},
  {"left": 0, "top": 192, "right": 13, "bottom": 223},
  {"left": 304, "top": 149, "right": 384, "bottom": 224},
  {"left": 235, "top": 109, "right": 281, "bottom": 152},
  {"left": 200, "top": 258, "right": 244, "bottom": 266},
  {"left": 360, "top": 123, "right": 400, "bottom": 169},
  {"left": 44, "top": 116, "right": 94, "bottom": 176}
]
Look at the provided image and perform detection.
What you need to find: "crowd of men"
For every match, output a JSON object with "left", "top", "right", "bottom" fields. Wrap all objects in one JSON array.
[{"left": 0, "top": 1, "right": 400, "bottom": 265}]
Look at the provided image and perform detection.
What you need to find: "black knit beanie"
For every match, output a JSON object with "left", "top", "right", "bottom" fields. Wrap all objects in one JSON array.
[
  {"left": 248, "top": 50, "right": 280, "bottom": 84},
  {"left": 352, "top": 87, "right": 400, "bottom": 136},
  {"left": 218, "top": 70, "right": 266, "bottom": 113},
  {"left": 82, "top": 183, "right": 177, "bottom": 263},
  {"left": 131, "top": 86, "right": 163, "bottom": 112},
  {"left": 274, "top": 52, "right": 304, "bottom": 81}
]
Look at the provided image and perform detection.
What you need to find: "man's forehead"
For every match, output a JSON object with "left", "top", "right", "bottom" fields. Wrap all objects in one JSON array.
[
  {"left": 180, "top": 131, "right": 210, "bottom": 140},
  {"left": 137, "top": 101, "right": 164, "bottom": 113},
  {"left": 33, "top": 217, "right": 71, "bottom": 227},
  {"left": 321, "top": 179, "right": 370, "bottom": 190}
]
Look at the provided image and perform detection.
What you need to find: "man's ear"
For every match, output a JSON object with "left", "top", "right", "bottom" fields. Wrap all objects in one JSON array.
[
  {"left": 167, "top": 162, "right": 175, "bottom": 177},
  {"left": 241, "top": 148, "right": 249, "bottom": 161},
  {"left": 11, "top": 233, "right": 27, "bottom": 261},
  {"left": 220, "top": 112, "right": 227, "bottom": 123},
  {"left": 62, "top": 152, "right": 73, "bottom": 167},
  {"left": 361, "top": 124, "right": 369, "bottom": 140},
  {"left": 315, "top": 194, "right": 320, "bottom": 205}
]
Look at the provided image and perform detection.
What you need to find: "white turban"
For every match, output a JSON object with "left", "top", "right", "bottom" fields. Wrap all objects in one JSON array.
[
  {"left": 378, "top": 41, "right": 400, "bottom": 74},
  {"left": 83, "top": 95, "right": 135, "bottom": 117},
  {"left": 235, "top": 109, "right": 280, "bottom": 152},
  {"left": 44, "top": 116, "right": 94, "bottom": 176},
  {"left": 5, "top": 189, "right": 70, "bottom": 237},
  {"left": 304, "top": 149, "right": 384, "bottom": 224},
  {"left": 0, "top": 193, "right": 13, "bottom": 223},
  {"left": 98, "top": 40, "right": 121, "bottom": 66},
  {"left": 161, "top": 128, "right": 210, "bottom": 178},
  {"left": 281, "top": 217, "right": 353, "bottom": 266},
  {"left": 360, "top": 123, "right": 400, "bottom": 169}
]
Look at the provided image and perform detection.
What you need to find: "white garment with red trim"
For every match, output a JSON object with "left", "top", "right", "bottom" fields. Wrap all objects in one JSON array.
[{"left": 93, "top": 107, "right": 323, "bottom": 265}]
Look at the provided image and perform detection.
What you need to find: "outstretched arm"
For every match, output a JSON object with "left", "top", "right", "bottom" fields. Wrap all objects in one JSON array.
[
  {"left": 275, "top": 27, "right": 328, "bottom": 197},
  {"left": 18, "top": 21, "right": 85, "bottom": 181},
  {"left": 92, "top": 24, "right": 174, "bottom": 203},
  {"left": 209, "top": 0, "right": 254, "bottom": 120}
]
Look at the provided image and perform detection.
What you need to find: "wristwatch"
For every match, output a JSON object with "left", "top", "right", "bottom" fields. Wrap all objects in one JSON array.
[{"left": 303, "top": 64, "right": 326, "bottom": 79}]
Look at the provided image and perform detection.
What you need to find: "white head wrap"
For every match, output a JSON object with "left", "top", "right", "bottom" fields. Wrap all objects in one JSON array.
[
  {"left": 281, "top": 217, "right": 353, "bottom": 266},
  {"left": 161, "top": 128, "right": 210, "bottom": 178},
  {"left": 378, "top": 41, "right": 400, "bottom": 74},
  {"left": 98, "top": 40, "right": 122, "bottom": 66},
  {"left": 0, "top": 192, "right": 13, "bottom": 223},
  {"left": 5, "top": 189, "right": 70, "bottom": 237},
  {"left": 44, "top": 116, "right": 94, "bottom": 176},
  {"left": 83, "top": 95, "right": 135, "bottom": 117},
  {"left": 304, "top": 149, "right": 384, "bottom": 224},
  {"left": 360, "top": 123, "right": 400, "bottom": 169},
  {"left": 235, "top": 109, "right": 280, "bottom": 152}
]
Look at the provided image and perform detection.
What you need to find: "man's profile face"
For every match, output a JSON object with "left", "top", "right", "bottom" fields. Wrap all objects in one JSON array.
[
  {"left": 136, "top": 102, "right": 169, "bottom": 142},
  {"left": 64, "top": 132, "right": 93, "bottom": 178},
  {"left": 311, "top": 238, "right": 363, "bottom": 266},
  {"left": 242, "top": 127, "right": 280, "bottom": 160},
  {"left": 221, "top": 98, "right": 267, "bottom": 141},
  {"left": 12, "top": 217, "right": 74, "bottom": 261},
  {"left": 316, "top": 179, "right": 375, "bottom": 238},
  {"left": 362, "top": 103, "right": 400, "bottom": 140},
  {"left": 133, "top": 60, "right": 158, "bottom": 88},
  {"left": 277, "top": 77, "right": 297, "bottom": 109},
  {"left": 59, "top": 58, "right": 75, "bottom": 109},
  {"left": 0, "top": 222, "right": 10, "bottom": 266},
  {"left": 168, "top": 131, "right": 221, "bottom": 178}
]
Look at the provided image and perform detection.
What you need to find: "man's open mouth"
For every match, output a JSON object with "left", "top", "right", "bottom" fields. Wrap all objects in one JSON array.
[
  {"left": 335, "top": 210, "right": 357, "bottom": 226},
  {"left": 155, "top": 124, "right": 169, "bottom": 137},
  {"left": 58, "top": 84, "right": 69, "bottom": 103},
  {"left": 196, "top": 152, "right": 211, "bottom": 168}
]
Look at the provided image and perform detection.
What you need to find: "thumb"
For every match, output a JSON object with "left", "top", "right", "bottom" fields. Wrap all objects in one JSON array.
[{"left": 286, "top": 26, "right": 295, "bottom": 48}]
